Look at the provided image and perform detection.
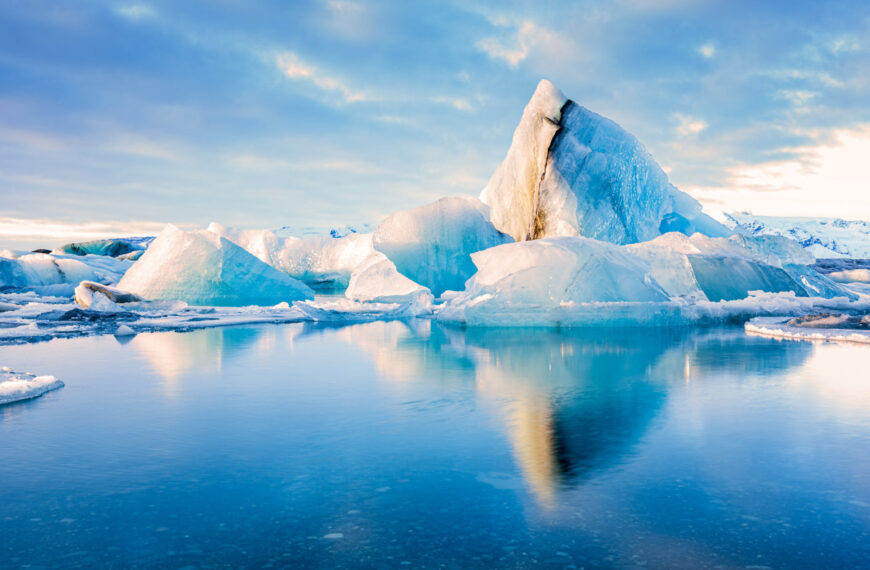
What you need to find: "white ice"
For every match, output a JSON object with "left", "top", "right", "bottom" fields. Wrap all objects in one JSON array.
[
  {"left": 118, "top": 225, "right": 314, "bottom": 306},
  {"left": 208, "top": 222, "right": 374, "bottom": 289},
  {"left": 0, "top": 366, "right": 64, "bottom": 405},
  {"left": 481, "top": 79, "right": 728, "bottom": 244},
  {"left": 345, "top": 253, "right": 434, "bottom": 305},
  {"left": 746, "top": 316, "right": 870, "bottom": 345},
  {"left": 372, "top": 196, "right": 511, "bottom": 296}
]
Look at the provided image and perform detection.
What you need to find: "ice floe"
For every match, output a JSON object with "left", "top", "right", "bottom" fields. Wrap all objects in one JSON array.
[
  {"left": 0, "top": 366, "right": 64, "bottom": 405},
  {"left": 746, "top": 316, "right": 870, "bottom": 344}
]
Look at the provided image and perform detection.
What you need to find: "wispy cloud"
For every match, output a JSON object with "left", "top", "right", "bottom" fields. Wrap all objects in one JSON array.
[
  {"left": 476, "top": 18, "right": 574, "bottom": 68},
  {"left": 228, "top": 153, "right": 385, "bottom": 175},
  {"left": 115, "top": 3, "right": 157, "bottom": 21},
  {"left": 275, "top": 52, "right": 368, "bottom": 104},
  {"left": 698, "top": 43, "right": 716, "bottom": 58},
  {"left": 431, "top": 96, "right": 473, "bottom": 111},
  {"left": 674, "top": 114, "right": 707, "bottom": 136},
  {"left": 0, "top": 217, "right": 170, "bottom": 246},
  {"left": 0, "top": 127, "right": 69, "bottom": 152},
  {"left": 685, "top": 125, "right": 870, "bottom": 219}
]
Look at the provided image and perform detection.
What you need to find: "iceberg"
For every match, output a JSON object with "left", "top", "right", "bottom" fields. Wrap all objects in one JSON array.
[
  {"left": 118, "top": 225, "right": 315, "bottom": 306},
  {"left": 481, "top": 80, "right": 728, "bottom": 244},
  {"left": 0, "top": 366, "right": 64, "bottom": 405},
  {"left": 371, "top": 197, "right": 512, "bottom": 297},
  {"left": 438, "top": 237, "right": 669, "bottom": 326},
  {"left": 0, "top": 252, "right": 98, "bottom": 290},
  {"left": 208, "top": 223, "right": 373, "bottom": 290},
  {"left": 345, "top": 253, "right": 433, "bottom": 305},
  {"left": 54, "top": 237, "right": 152, "bottom": 258},
  {"left": 626, "top": 233, "right": 854, "bottom": 302}
]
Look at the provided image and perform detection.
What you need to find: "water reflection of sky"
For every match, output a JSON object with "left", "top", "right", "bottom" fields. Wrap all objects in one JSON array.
[{"left": 1, "top": 322, "right": 869, "bottom": 568}]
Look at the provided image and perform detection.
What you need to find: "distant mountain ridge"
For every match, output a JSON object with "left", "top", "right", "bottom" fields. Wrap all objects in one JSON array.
[{"left": 726, "top": 212, "right": 870, "bottom": 259}]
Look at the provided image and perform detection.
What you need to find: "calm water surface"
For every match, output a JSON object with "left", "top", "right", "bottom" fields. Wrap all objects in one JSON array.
[{"left": 2, "top": 321, "right": 870, "bottom": 569}]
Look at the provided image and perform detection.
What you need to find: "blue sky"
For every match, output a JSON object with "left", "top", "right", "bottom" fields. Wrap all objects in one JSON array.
[{"left": 1, "top": 0, "right": 869, "bottom": 248}]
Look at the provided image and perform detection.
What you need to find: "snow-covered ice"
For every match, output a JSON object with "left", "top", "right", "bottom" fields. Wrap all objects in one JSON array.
[
  {"left": 482, "top": 79, "right": 728, "bottom": 244},
  {"left": 118, "top": 225, "right": 314, "bottom": 306},
  {"left": 372, "top": 197, "right": 511, "bottom": 296},
  {"left": 0, "top": 367, "right": 64, "bottom": 405}
]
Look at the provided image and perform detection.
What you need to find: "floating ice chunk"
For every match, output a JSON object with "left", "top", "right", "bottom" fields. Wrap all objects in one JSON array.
[
  {"left": 626, "top": 232, "right": 851, "bottom": 301},
  {"left": 54, "top": 238, "right": 150, "bottom": 258},
  {"left": 278, "top": 233, "right": 374, "bottom": 290},
  {"left": 74, "top": 281, "right": 142, "bottom": 308},
  {"left": 208, "top": 223, "right": 374, "bottom": 290},
  {"left": 438, "top": 237, "right": 668, "bottom": 324},
  {"left": 296, "top": 296, "right": 432, "bottom": 322},
  {"left": 345, "top": 253, "right": 433, "bottom": 305},
  {"left": 372, "top": 197, "right": 512, "bottom": 297},
  {"left": 746, "top": 316, "right": 870, "bottom": 344},
  {"left": 118, "top": 225, "right": 314, "bottom": 306},
  {"left": 482, "top": 80, "right": 728, "bottom": 244},
  {"left": 0, "top": 253, "right": 97, "bottom": 289},
  {"left": 114, "top": 324, "right": 136, "bottom": 337},
  {"left": 0, "top": 368, "right": 64, "bottom": 405}
]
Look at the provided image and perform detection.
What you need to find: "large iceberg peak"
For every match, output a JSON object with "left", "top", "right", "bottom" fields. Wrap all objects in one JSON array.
[
  {"left": 482, "top": 79, "right": 728, "bottom": 245},
  {"left": 480, "top": 80, "right": 569, "bottom": 243}
]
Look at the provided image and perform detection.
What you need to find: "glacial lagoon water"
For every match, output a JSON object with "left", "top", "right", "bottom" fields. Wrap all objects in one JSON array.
[{"left": 2, "top": 322, "right": 870, "bottom": 569}]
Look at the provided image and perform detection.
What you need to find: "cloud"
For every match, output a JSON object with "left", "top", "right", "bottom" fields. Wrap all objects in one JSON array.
[
  {"left": 698, "top": 43, "right": 716, "bottom": 58},
  {"left": 275, "top": 52, "right": 367, "bottom": 104},
  {"left": 674, "top": 114, "right": 707, "bottom": 136},
  {"left": 115, "top": 4, "right": 157, "bottom": 21},
  {"left": 476, "top": 19, "right": 574, "bottom": 69},
  {"left": 685, "top": 125, "right": 870, "bottom": 219},
  {"left": 0, "top": 127, "right": 68, "bottom": 152},
  {"left": 431, "top": 96, "right": 473, "bottom": 111},
  {"left": 0, "top": 217, "right": 170, "bottom": 246},
  {"left": 227, "top": 153, "right": 384, "bottom": 175}
]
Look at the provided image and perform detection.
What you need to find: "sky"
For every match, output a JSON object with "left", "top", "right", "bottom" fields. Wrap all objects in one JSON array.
[{"left": 1, "top": 0, "right": 869, "bottom": 249}]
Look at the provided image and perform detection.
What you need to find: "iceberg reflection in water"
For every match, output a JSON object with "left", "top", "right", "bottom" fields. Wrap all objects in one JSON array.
[{"left": 5, "top": 320, "right": 870, "bottom": 569}]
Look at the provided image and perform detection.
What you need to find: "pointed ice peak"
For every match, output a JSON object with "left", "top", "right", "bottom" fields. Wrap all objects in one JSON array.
[
  {"left": 480, "top": 80, "right": 568, "bottom": 242},
  {"left": 526, "top": 79, "right": 568, "bottom": 124}
]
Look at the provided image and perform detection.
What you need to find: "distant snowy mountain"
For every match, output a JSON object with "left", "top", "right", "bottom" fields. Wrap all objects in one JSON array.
[{"left": 726, "top": 213, "right": 870, "bottom": 259}]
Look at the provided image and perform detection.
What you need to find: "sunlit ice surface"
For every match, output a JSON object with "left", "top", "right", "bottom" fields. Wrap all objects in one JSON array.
[{"left": 2, "top": 322, "right": 870, "bottom": 568}]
